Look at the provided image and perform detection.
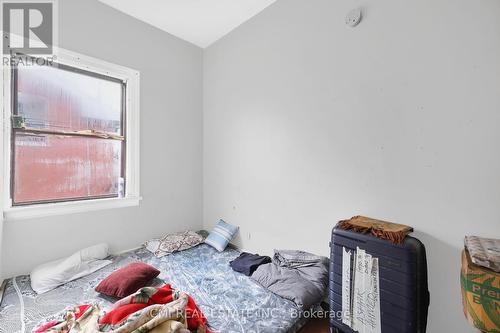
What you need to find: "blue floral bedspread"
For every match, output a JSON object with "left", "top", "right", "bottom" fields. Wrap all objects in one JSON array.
[{"left": 0, "top": 244, "right": 307, "bottom": 333}]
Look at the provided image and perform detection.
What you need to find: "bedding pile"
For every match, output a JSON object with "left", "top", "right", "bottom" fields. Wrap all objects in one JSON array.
[
  {"left": 251, "top": 250, "right": 329, "bottom": 310},
  {"left": 0, "top": 244, "right": 307, "bottom": 333},
  {"left": 35, "top": 284, "right": 212, "bottom": 333}
]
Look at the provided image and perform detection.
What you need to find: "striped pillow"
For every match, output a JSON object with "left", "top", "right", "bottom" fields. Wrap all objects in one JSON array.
[{"left": 205, "top": 220, "right": 239, "bottom": 252}]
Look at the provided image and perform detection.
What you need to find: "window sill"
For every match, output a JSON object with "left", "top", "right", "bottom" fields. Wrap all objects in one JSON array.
[{"left": 3, "top": 196, "right": 142, "bottom": 221}]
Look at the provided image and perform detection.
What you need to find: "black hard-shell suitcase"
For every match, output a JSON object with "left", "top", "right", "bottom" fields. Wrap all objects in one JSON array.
[{"left": 329, "top": 228, "right": 430, "bottom": 333}]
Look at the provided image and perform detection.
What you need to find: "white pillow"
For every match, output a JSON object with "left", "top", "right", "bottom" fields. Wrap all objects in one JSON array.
[{"left": 30, "top": 243, "right": 112, "bottom": 294}]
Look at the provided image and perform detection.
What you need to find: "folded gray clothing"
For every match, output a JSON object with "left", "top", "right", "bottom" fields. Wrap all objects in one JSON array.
[
  {"left": 251, "top": 250, "right": 329, "bottom": 310},
  {"left": 273, "top": 249, "right": 326, "bottom": 268}
]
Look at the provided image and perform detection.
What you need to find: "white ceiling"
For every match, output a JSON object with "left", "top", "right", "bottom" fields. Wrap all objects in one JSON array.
[{"left": 98, "top": 0, "right": 277, "bottom": 48}]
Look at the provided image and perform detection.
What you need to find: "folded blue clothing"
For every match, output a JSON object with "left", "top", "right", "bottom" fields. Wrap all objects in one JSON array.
[{"left": 229, "top": 252, "right": 272, "bottom": 276}]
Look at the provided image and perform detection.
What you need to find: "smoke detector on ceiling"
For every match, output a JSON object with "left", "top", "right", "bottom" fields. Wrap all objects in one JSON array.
[{"left": 346, "top": 8, "right": 362, "bottom": 27}]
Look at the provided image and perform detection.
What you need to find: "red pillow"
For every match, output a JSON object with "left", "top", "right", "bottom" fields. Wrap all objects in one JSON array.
[{"left": 95, "top": 262, "right": 160, "bottom": 298}]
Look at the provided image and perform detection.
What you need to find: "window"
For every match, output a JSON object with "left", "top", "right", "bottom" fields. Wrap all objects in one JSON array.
[{"left": 2, "top": 49, "right": 140, "bottom": 219}]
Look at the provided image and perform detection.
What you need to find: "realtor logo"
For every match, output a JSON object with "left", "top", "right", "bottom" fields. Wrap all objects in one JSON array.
[{"left": 2, "top": 1, "right": 57, "bottom": 54}]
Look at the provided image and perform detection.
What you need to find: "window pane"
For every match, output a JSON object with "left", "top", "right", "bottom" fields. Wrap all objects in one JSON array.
[
  {"left": 13, "top": 133, "right": 122, "bottom": 204},
  {"left": 16, "top": 64, "right": 123, "bottom": 134}
]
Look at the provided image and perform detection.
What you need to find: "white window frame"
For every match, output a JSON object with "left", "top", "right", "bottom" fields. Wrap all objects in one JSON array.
[{"left": 2, "top": 47, "right": 141, "bottom": 221}]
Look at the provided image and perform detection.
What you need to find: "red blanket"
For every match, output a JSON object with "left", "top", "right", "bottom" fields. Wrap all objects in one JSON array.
[
  {"left": 36, "top": 284, "right": 214, "bottom": 333},
  {"left": 99, "top": 284, "right": 212, "bottom": 332}
]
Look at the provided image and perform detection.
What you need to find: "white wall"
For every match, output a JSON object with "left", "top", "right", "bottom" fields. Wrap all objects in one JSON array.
[
  {"left": 1, "top": 0, "right": 203, "bottom": 279},
  {"left": 203, "top": 0, "right": 500, "bottom": 332}
]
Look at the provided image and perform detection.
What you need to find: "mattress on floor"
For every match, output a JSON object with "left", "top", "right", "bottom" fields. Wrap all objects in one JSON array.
[{"left": 0, "top": 244, "right": 308, "bottom": 333}]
